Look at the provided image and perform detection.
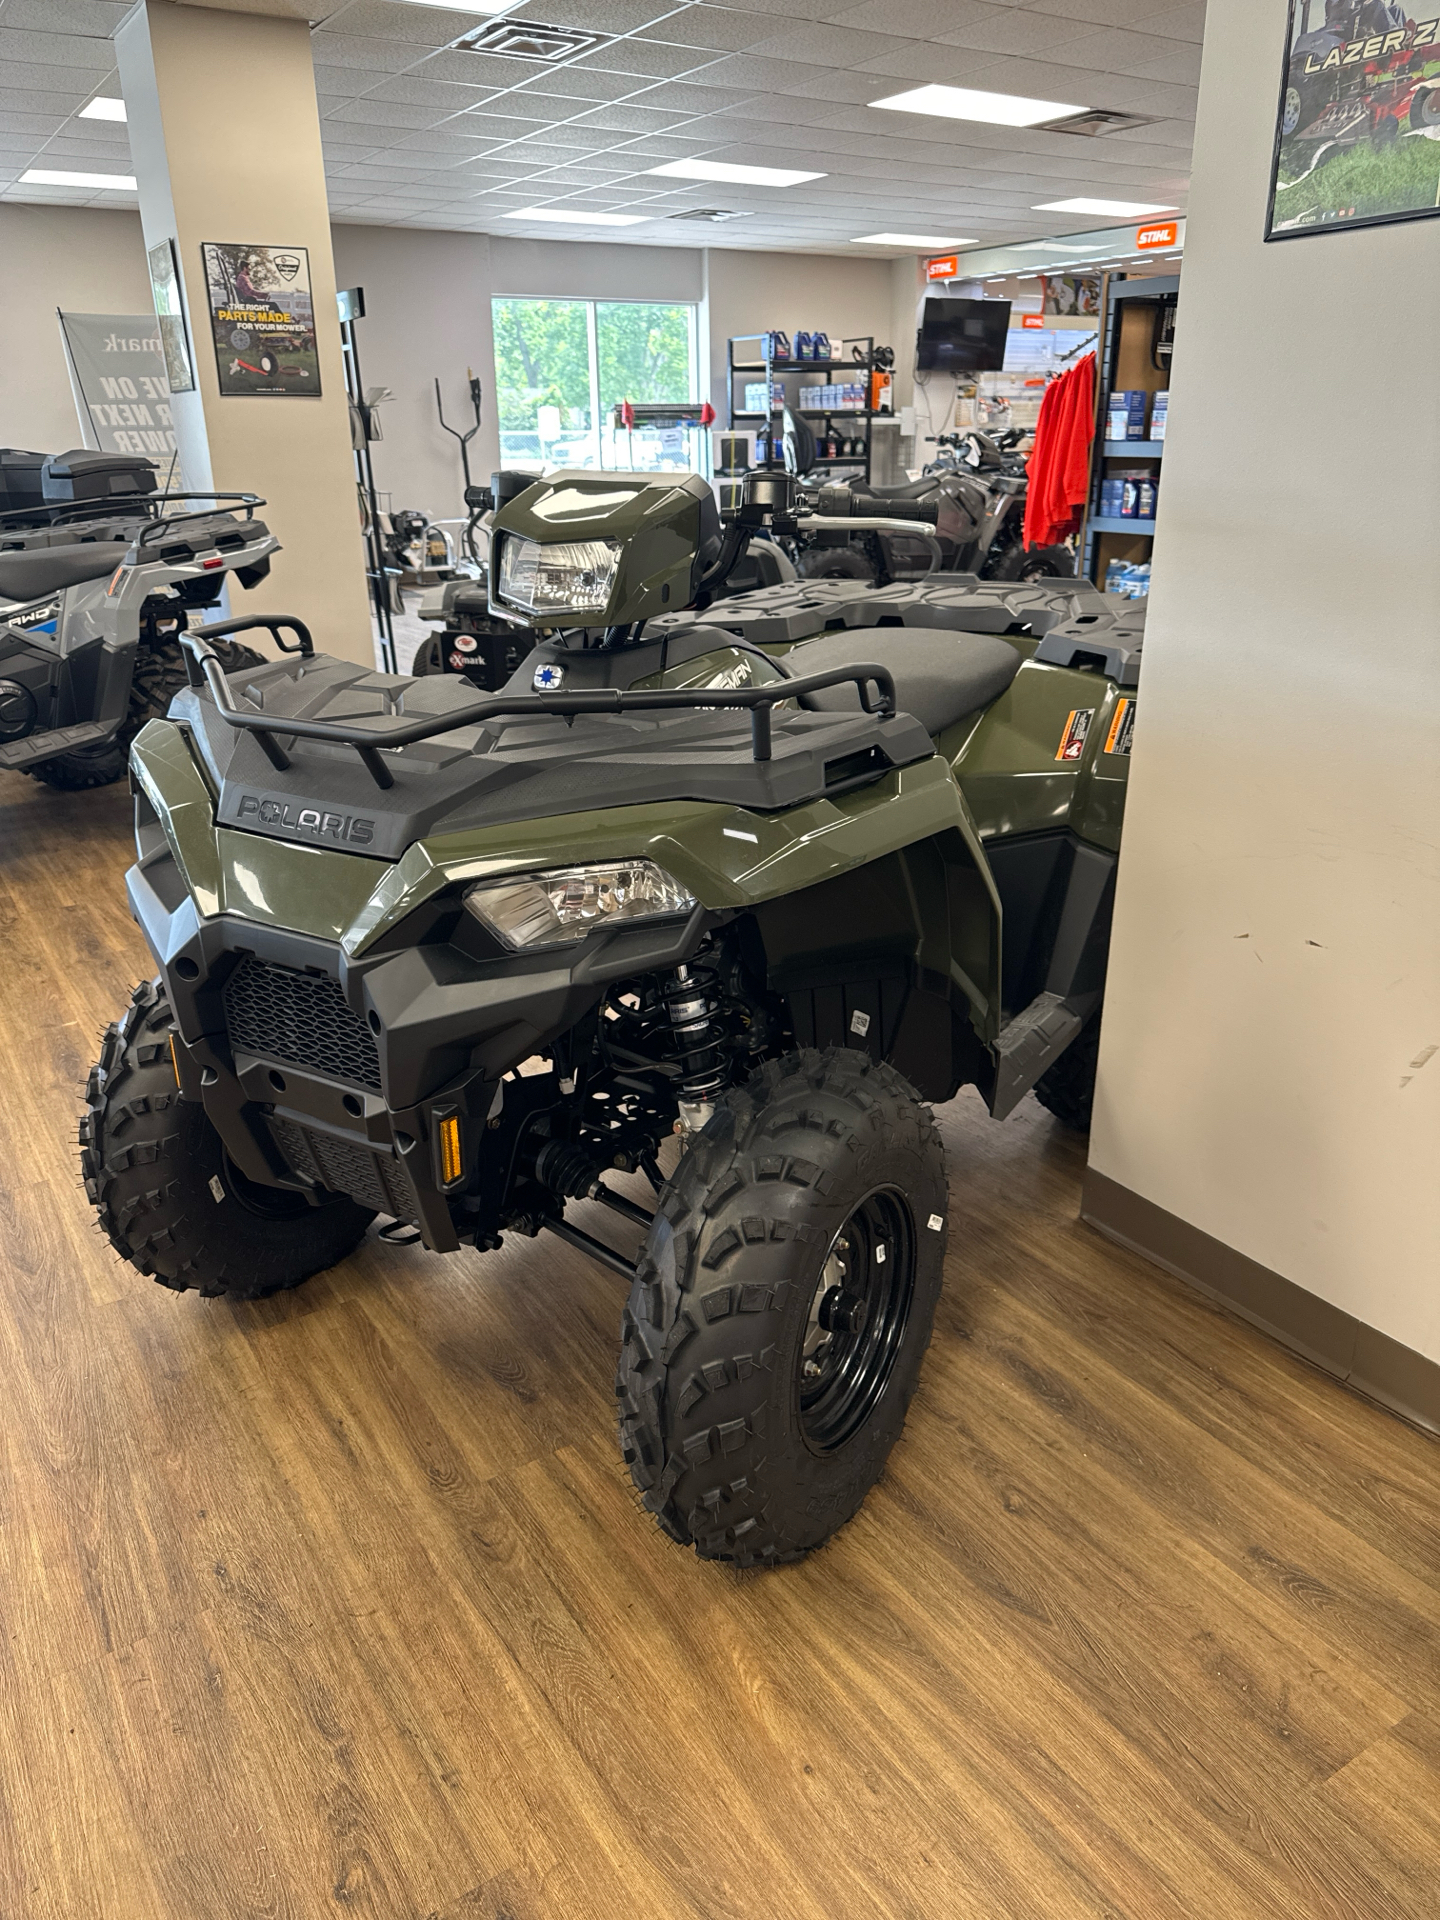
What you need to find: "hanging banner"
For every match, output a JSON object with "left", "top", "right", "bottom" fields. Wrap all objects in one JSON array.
[
  {"left": 1267, "top": 1, "right": 1440, "bottom": 238},
  {"left": 200, "top": 242, "right": 320, "bottom": 397},
  {"left": 56, "top": 311, "right": 178, "bottom": 460}
]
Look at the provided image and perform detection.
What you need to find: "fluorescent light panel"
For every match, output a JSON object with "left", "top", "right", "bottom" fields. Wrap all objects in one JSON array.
[
  {"left": 80, "top": 97, "right": 126, "bottom": 121},
  {"left": 505, "top": 206, "right": 649, "bottom": 225},
  {"left": 1034, "top": 198, "right": 1178, "bottom": 216},
  {"left": 646, "top": 159, "right": 825, "bottom": 187},
  {"left": 1011, "top": 241, "right": 1107, "bottom": 252},
  {"left": 850, "top": 232, "right": 977, "bottom": 247},
  {"left": 21, "top": 168, "right": 136, "bottom": 190},
  {"left": 870, "top": 84, "right": 1087, "bottom": 128}
]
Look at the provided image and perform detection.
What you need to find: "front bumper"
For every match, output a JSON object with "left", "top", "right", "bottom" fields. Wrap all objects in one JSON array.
[{"left": 128, "top": 845, "right": 713, "bottom": 1252}]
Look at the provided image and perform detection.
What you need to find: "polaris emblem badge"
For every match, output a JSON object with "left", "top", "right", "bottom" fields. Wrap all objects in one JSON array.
[
  {"left": 235, "top": 795, "right": 374, "bottom": 844},
  {"left": 533, "top": 662, "right": 565, "bottom": 691}
]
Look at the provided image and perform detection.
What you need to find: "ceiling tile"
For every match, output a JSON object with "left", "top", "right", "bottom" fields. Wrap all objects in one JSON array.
[
  {"left": 636, "top": 7, "right": 778, "bottom": 52},
  {"left": 321, "top": 1, "right": 492, "bottom": 42},
  {"left": 309, "top": 32, "right": 418, "bottom": 73}
]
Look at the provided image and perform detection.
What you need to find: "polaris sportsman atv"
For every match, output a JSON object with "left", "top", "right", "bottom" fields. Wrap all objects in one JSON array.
[
  {"left": 0, "top": 456, "right": 276, "bottom": 789},
  {"left": 82, "top": 467, "right": 1140, "bottom": 1567}
]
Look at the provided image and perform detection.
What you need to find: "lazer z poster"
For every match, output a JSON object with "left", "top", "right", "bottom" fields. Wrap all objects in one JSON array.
[
  {"left": 1267, "top": 0, "right": 1440, "bottom": 237},
  {"left": 200, "top": 242, "right": 320, "bottom": 396}
]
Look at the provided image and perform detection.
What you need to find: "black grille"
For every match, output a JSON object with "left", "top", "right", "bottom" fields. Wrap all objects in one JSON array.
[
  {"left": 269, "top": 1117, "right": 418, "bottom": 1224},
  {"left": 223, "top": 956, "right": 381, "bottom": 1091}
]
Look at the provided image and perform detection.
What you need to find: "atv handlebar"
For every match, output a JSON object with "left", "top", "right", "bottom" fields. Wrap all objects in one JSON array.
[{"left": 182, "top": 627, "right": 898, "bottom": 790}]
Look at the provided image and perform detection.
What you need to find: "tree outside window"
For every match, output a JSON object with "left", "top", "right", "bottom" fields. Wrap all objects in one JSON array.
[{"left": 493, "top": 298, "right": 700, "bottom": 474}]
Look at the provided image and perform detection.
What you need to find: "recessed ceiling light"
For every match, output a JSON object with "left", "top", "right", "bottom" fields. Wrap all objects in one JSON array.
[
  {"left": 21, "top": 168, "right": 136, "bottom": 190},
  {"left": 869, "top": 84, "right": 1087, "bottom": 128},
  {"left": 850, "top": 232, "right": 977, "bottom": 247},
  {"left": 505, "top": 206, "right": 650, "bottom": 225},
  {"left": 1034, "top": 198, "right": 1178, "bottom": 217},
  {"left": 79, "top": 97, "right": 126, "bottom": 121},
  {"left": 646, "top": 159, "right": 825, "bottom": 187}
]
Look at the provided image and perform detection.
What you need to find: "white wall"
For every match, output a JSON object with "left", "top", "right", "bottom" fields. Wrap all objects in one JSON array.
[
  {"left": 328, "top": 225, "right": 705, "bottom": 520},
  {"left": 0, "top": 203, "right": 152, "bottom": 452},
  {"left": 330, "top": 227, "right": 903, "bottom": 519},
  {"left": 1090, "top": 0, "right": 1440, "bottom": 1359},
  {"left": 4, "top": 204, "right": 907, "bottom": 520}
]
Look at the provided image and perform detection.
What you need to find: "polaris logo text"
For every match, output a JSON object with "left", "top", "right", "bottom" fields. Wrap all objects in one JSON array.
[{"left": 237, "top": 795, "right": 374, "bottom": 844}]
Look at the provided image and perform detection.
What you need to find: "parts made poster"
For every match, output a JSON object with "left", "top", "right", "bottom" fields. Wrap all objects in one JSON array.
[{"left": 201, "top": 243, "right": 320, "bottom": 397}]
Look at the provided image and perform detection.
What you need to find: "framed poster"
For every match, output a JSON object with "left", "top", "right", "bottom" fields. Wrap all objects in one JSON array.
[
  {"left": 1266, "top": 1, "right": 1440, "bottom": 238},
  {"left": 200, "top": 242, "right": 320, "bottom": 396},
  {"left": 146, "top": 238, "right": 194, "bottom": 393}
]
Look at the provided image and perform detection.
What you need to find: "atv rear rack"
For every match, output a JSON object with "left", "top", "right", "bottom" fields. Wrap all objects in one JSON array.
[
  {"left": 183, "top": 616, "right": 899, "bottom": 791},
  {"left": 0, "top": 489, "right": 264, "bottom": 532}
]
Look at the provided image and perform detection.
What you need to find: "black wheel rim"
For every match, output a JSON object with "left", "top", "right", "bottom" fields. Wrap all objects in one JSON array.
[
  {"left": 220, "top": 1147, "right": 319, "bottom": 1220},
  {"left": 796, "top": 1188, "right": 916, "bottom": 1454}
]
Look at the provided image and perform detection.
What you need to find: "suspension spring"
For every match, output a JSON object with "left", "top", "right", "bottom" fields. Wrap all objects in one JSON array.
[{"left": 661, "top": 962, "right": 727, "bottom": 1100}]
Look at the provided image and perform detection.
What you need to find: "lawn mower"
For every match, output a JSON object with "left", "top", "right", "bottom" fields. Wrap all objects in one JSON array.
[
  {"left": 82, "top": 466, "right": 1141, "bottom": 1567},
  {"left": 0, "top": 451, "right": 275, "bottom": 789}
]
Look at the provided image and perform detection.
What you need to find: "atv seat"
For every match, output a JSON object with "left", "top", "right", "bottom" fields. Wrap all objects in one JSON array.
[
  {"left": 785, "top": 628, "right": 1021, "bottom": 736},
  {"left": 0, "top": 543, "right": 121, "bottom": 602}
]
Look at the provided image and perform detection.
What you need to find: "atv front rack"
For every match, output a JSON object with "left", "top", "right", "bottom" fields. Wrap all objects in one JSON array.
[{"left": 183, "top": 616, "right": 897, "bottom": 791}]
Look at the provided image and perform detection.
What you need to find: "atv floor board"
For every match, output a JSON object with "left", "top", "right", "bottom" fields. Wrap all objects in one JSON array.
[{"left": 0, "top": 771, "right": 1438, "bottom": 1919}]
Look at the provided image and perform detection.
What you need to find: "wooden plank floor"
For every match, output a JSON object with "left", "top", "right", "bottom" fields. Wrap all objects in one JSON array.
[{"left": 2, "top": 770, "right": 1437, "bottom": 1920}]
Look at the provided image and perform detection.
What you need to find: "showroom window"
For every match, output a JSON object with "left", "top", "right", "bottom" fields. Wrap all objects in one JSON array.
[{"left": 492, "top": 297, "right": 701, "bottom": 474}]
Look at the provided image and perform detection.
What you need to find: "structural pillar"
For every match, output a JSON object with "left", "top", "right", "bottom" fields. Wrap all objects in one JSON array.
[{"left": 116, "top": 0, "right": 373, "bottom": 664}]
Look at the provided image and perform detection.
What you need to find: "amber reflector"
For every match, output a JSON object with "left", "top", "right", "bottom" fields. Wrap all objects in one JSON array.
[
  {"left": 168, "top": 1032, "right": 181, "bottom": 1086},
  {"left": 438, "top": 1114, "right": 463, "bottom": 1185}
]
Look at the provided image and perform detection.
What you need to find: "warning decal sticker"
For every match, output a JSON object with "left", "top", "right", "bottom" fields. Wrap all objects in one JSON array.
[
  {"left": 1103, "top": 698, "right": 1135, "bottom": 756},
  {"left": 1055, "top": 708, "right": 1094, "bottom": 762}
]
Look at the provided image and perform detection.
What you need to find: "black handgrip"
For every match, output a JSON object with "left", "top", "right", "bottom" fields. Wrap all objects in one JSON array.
[{"left": 852, "top": 496, "right": 940, "bottom": 525}]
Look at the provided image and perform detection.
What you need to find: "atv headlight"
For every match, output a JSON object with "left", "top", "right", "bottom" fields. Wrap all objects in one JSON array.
[
  {"left": 464, "top": 861, "right": 695, "bottom": 950},
  {"left": 496, "top": 535, "right": 620, "bottom": 616}
]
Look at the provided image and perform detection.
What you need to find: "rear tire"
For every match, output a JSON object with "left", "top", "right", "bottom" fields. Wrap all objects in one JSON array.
[
  {"left": 796, "top": 545, "right": 876, "bottom": 584},
  {"left": 989, "top": 543, "right": 1075, "bottom": 582},
  {"left": 1032, "top": 1014, "right": 1100, "bottom": 1132},
  {"left": 30, "top": 636, "right": 265, "bottom": 790},
  {"left": 616, "top": 1047, "right": 947, "bottom": 1567},
  {"left": 80, "top": 979, "right": 374, "bottom": 1298},
  {"left": 410, "top": 634, "right": 445, "bottom": 676}
]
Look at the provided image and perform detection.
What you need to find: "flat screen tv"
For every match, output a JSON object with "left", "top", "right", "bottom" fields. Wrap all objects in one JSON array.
[{"left": 915, "top": 297, "right": 1012, "bottom": 373}]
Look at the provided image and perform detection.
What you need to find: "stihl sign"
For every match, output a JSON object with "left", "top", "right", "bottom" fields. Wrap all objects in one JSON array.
[
  {"left": 1136, "top": 221, "right": 1179, "bottom": 250},
  {"left": 926, "top": 255, "right": 958, "bottom": 280}
]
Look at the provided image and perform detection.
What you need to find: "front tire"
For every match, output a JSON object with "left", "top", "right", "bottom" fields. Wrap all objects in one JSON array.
[
  {"left": 616, "top": 1048, "right": 947, "bottom": 1567},
  {"left": 80, "top": 979, "right": 374, "bottom": 1298}
]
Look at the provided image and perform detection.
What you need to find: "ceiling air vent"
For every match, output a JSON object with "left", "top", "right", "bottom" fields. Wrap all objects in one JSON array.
[
  {"left": 1039, "top": 109, "right": 1161, "bottom": 136},
  {"left": 462, "top": 19, "right": 607, "bottom": 61},
  {"left": 667, "top": 208, "right": 751, "bottom": 222}
]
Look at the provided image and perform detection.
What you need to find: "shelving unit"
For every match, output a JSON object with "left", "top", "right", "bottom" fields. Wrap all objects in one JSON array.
[
  {"left": 725, "top": 333, "right": 882, "bottom": 485},
  {"left": 1079, "top": 275, "right": 1178, "bottom": 592}
]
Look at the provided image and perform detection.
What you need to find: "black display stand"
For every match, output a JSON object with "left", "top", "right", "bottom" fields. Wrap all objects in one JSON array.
[{"left": 337, "top": 286, "right": 397, "bottom": 676}]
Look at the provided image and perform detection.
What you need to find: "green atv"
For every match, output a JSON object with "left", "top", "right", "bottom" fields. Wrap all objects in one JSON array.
[{"left": 82, "top": 468, "right": 1140, "bottom": 1567}]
